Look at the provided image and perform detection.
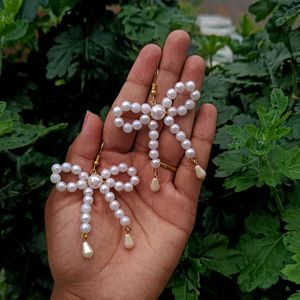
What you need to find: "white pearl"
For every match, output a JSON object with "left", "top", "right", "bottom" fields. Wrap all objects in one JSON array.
[
  {"left": 170, "top": 123, "right": 180, "bottom": 134},
  {"left": 185, "top": 148, "right": 196, "bottom": 158},
  {"left": 71, "top": 164, "right": 81, "bottom": 175},
  {"left": 185, "top": 99, "right": 195, "bottom": 110},
  {"left": 81, "top": 203, "right": 91, "bottom": 213},
  {"left": 148, "top": 120, "right": 158, "bottom": 130},
  {"left": 186, "top": 80, "right": 195, "bottom": 92},
  {"left": 100, "top": 184, "right": 110, "bottom": 194},
  {"left": 123, "top": 122, "right": 133, "bottom": 133},
  {"left": 164, "top": 116, "right": 174, "bottom": 126},
  {"left": 80, "top": 223, "right": 91, "bottom": 233},
  {"left": 162, "top": 97, "right": 172, "bottom": 108},
  {"left": 151, "top": 159, "right": 161, "bottom": 168},
  {"left": 148, "top": 140, "right": 158, "bottom": 149},
  {"left": 83, "top": 187, "right": 93, "bottom": 196},
  {"left": 141, "top": 103, "right": 151, "bottom": 114},
  {"left": 61, "top": 162, "right": 71, "bottom": 172},
  {"left": 51, "top": 163, "right": 62, "bottom": 173},
  {"left": 181, "top": 139, "right": 192, "bottom": 149},
  {"left": 110, "top": 165, "right": 119, "bottom": 175},
  {"left": 114, "top": 208, "right": 125, "bottom": 219},
  {"left": 149, "top": 150, "right": 159, "bottom": 159},
  {"left": 131, "top": 102, "right": 141, "bottom": 113},
  {"left": 130, "top": 175, "right": 140, "bottom": 185},
  {"left": 127, "top": 167, "right": 137, "bottom": 176},
  {"left": 113, "top": 106, "right": 122, "bottom": 117},
  {"left": 80, "top": 213, "right": 91, "bottom": 223},
  {"left": 151, "top": 177, "right": 160, "bottom": 192},
  {"left": 167, "top": 88, "right": 177, "bottom": 99},
  {"left": 83, "top": 195, "right": 93, "bottom": 204},
  {"left": 175, "top": 82, "right": 185, "bottom": 93},
  {"left": 195, "top": 165, "right": 206, "bottom": 180},
  {"left": 77, "top": 180, "right": 87, "bottom": 190},
  {"left": 177, "top": 105, "right": 188, "bottom": 116},
  {"left": 121, "top": 100, "right": 131, "bottom": 111},
  {"left": 151, "top": 104, "right": 166, "bottom": 120},
  {"left": 79, "top": 171, "right": 89, "bottom": 181},
  {"left": 109, "top": 200, "right": 120, "bottom": 211},
  {"left": 82, "top": 241, "right": 93, "bottom": 258},
  {"left": 124, "top": 182, "right": 133, "bottom": 192},
  {"left": 124, "top": 233, "right": 134, "bottom": 249},
  {"left": 56, "top": 181, "right": 66, "bottom": 192},
  {"left": 114, "top": 117, "right": 124, "bottom": 128},
  {"left": 101, "top": 168, "right": 111, "bottom": 179},
  {"left": 87, "top": 174, "right": 102, "bottom": 189},
  {"left": 50, "top": 173, "right": 61, "bottom": 184},
  {"left": 67, "top": 182, "right": 77, "bottom": 192},
  {"left": 105, "top": 192, "right": 115, "bottom": 202},
  {"left": 132, "top": 120, "right": 142, "bottom": 130},
  {"left": 140, "top": 114, "right": 150, "bottom": 124},
  {"left": 176, "top": 131, "right": 186, "bottom": 142},
  {"left": 118, "top": 162, "right": 128, "bottom": 172},
  {"left": 168, "top": 107, "right": 177, "bottom": 117},
  {"left": 106, "top": 177, "right": 115, "bottom": 188},
  {"left": 149, "top": 130, "right": 159, "bottom": 140},
  {"left": 120, "top": 216, "right": 131, "bottom": 226},
  {"left": 191, "top": 90, "right": 201, "bottom": 101},
  {"left": 114, "top": 181, "right": 124, "bottom": 191}
]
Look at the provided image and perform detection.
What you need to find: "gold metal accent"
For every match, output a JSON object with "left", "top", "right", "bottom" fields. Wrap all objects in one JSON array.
[
  {"left": 90, "top": 142, "right": 105, "bottom": 174},
  {"left": 125, "top": 225, "right": 132, "bottom": 234},
  {"left": 81, "top": 232, "right": 88, "bottom": 239},
  {"left": 160, "top": 161, "right": 178, "bottom": 172},
  {"left": 149, "top": 69, "right": 159, "bottom": 107},
  {"left": 153, "top": 167, "right": 158, "bottom": 178},
  {"left": 191, "top": 157, "right": 199, "bottom": 165}
]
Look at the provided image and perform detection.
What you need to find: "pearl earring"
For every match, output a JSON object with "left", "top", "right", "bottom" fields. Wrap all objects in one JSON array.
[{"left": 50, "top": 145, "right": 138, "bottom": 258}]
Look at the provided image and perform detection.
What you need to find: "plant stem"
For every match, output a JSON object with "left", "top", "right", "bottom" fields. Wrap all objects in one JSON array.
[{"left": 270, "top": 186, "right": 284, "bottom": 216}]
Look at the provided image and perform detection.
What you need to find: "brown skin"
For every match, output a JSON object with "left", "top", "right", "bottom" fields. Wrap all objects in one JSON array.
[{"left": 45, "top": 30, "right": 217, "bottom": 300}]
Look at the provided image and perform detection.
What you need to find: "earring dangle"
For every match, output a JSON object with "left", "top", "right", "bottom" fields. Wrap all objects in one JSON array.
[
  {"left": 50, "top": 144, "right": 138, "bottom": 258},
  {"left": 112, "top": 70, "right": 206, "bottom": 192}
]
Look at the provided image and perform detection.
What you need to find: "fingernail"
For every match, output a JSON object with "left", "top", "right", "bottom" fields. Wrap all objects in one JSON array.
[{"left": 82, "top": 110, "right": 91, "bottom": 130}]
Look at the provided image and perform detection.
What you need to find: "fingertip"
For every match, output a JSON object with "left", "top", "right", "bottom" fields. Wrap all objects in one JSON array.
[{"left": 166, "top": 30, "right": 190, "bottom": 45}]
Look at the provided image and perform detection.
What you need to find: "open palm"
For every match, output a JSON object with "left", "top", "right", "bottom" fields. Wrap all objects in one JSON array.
[{"left": 45, "top": 30, "right": 217, "bottom": 300}]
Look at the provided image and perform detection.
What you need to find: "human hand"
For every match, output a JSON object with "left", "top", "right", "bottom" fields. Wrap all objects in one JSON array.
[{"left": 45, "top": 30, "right": 217, "bottom": 300}]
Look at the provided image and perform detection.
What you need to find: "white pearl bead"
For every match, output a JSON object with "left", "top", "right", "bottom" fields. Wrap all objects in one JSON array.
[
  {"left": 113, "top": 106, "right": 122, "bottom": 117},
  {"left": 100, "top": 184, "right": 110, "bottom": 194},
  {"left": 67, "top": 182, "right": 77, "bottom": 192},
  {"left": 141, "top": 103, "right": 151, "bottom": 114},
  {"left": 148, "top": 140, "right": 158, "bottom": 149},
  {"left": 51, "top": 163, "right": 62, "bottom": 173},
  {"left": 168, "top": 107, "right": 177, "bottom": 117},
  {"left": 88, "top": 174, "right": 102, "bottom": 189},
  {"left": 83, "top": 187, "right": 93, "bottom": 196},
  {"left": 82, "top": 241, "right": 93, "bottom": 258},
  {"left": 124, "top": 182, "right": 133, "bottom": 192},
  {"left": 185, "top": 99, "right": 195, "bottom": 110},
  {"left": 83, "top": 195, "right": 93, "bottom": 204},
  {"left": 162, "top": 97, "right": 172, "bottom": 108},
  {"left": 130, "top": 175, "right": 140, "bottom": 185},
  {"left": 127, "top": 167, "right": 137, "bottom": 176},
  {"left": 124, "top": 233, "right": 134, "bottom": 249},
  {"left": 167, "top": 88, "right": 177, "bottom": 99},
  {"left": 185, "top": 148, "right": 196, "bottom": 158},
  {"left": 106, "top": 177, "right": 115, "bottom": 187},
  {"left": 80, "top": 223, "right": 91, "bottom": 233},
  {"left": 77, "top": 180, "right": 87, "bottom": 190},
  {"left": 164, "top": 116, "right": 174, "bottom": 126},
  {"left": 149, "top": 150, "right": 159, "bottom": 159},
  {"left": 177, "top": 105, "right": 188, "bottom": 116},
  {"left": 181, "top": 139, "right": 192, "bottom": 150},
  {"left": 151, "top": 159, "right": 161, "bottom": 168},
  {"left": 118, "top": 162, "right": 128, "bottom": 172},
  {"left": 81, "top": 203, "right": 91, "bottom": 213},
  {"left": 120, "top": 216, "right": 131, "bottom": 226},
  {"left": 79, "top": 171, "right": 89, "bottom": 181},
  {"left": 132, "top": 120, "right": 142, "bottom": 130},
  {"left": 121, "top": 100, "right": 131, "bottom": 111},
  {"left": 175, "top": 82, "right": 185, "bottom": 93},
  {"left": 131, "top": 102, "right": 141, "bottom": 113},
  {"left": 56, "top": 181, "right": 66, "bottom": 192},
  {"left": 191, "top": 90, "right": 201, "bottom": 101},
  {"left": 149, "top": 130, "right": 159, "bottom": 140},
  {"left": 114, "top": 117, "right": 124, "bottom": 128},
  {"left": 114, "top": 209, "right": 125, "bottom": 219},
  {"left": 123, "top": 122, "right": 133, "bottom": 133},
  {"left": 114, "top": 181, "right": 124, "bottom": 191},
  {"left": 101, "top": 168, "right": 111, "bottom": 179},
  {"left": 71, "top": 164, "right": 81, "bottom": 175},
  {"left": 105, "top": 192, "right": 115, "bottom": 202},
  {"left": 61, "top": 162, "right": 71, "bottom": 172},
  {"left": 148, "top": 120, "right": 158, "bottom": 130},
  {"left": 110, "top": 165, "right": 119, "bottom": 175},
  {"left": 170, "top": 123, "right": 180, "bottom": 134},
  {"left": 109, "top": 200, "right": 120, "bottom": 211},
  {"left": 80, "top": 213, "right": 91, "bottom": 223},
  {"left": 140, "top": 114, "right": 150, "bottom": 124},
  {"left": 50, "top": 173, "right": 61, "bottom": 184},
  {"left": 176, "top": 131, "right": 186, "bottom": 142},
  {"left": 186, "top": 81, "right": 195, "bottom": 92},
  {"left": 151, "top": 104, "right": 166, "bottom": 120}
]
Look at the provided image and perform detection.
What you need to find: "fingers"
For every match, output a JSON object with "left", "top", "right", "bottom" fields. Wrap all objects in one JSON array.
[
  {"left": 103, "top": 44, "right": 162, "bottom": 153},
  {"left": 174, "top": 104, "right": 217, "bottom": 199}
]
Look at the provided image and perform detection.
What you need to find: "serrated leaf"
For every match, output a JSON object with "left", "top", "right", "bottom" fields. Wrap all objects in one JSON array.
[
  {"left": 4, "top": 19, "right": 28, "bottom": 41},
  {"left": 224, "top": 62, "right": 268, "bottom": 78},
  {"left": 224, "top": 170, "right": 257, "bottom": 192},
  {"left": 282, "top": 208, "right": 300, "bottom": 231},
  {"left": 249, "top": 0, "right": 277, "bottom": 22}
]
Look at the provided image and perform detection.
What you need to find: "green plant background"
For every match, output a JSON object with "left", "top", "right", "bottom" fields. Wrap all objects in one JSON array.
[{"left": 0, "top": 0, "right": 299, "bottom": 299}]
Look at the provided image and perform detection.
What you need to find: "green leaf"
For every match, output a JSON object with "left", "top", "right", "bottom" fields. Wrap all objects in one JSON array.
[
  {"left": 288, "top": 293, "right": 300, "bottom": 300},
  {"left": 4, "top": 19, "right": 28, "bottom": 41},
  {"left": 224, "top": 171, "right": 257, "bottom": 192},
  {"left": 282, "top": 208, "right": 300, "bottom": 232},
  {"left": 224, "top": 62, "right": 268, "bottom": 78},
  {"left": 49, "top": 0, "right": 78, "bottom": 18},
  {"left": 249, "top": 0, "right": 277, "bottom": 22},
  {"left": 3, "top": 0, "right": 23, "bottom": 17}
]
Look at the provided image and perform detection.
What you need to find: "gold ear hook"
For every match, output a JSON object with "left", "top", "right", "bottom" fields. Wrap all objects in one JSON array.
[
  {"left": 149, "top": 69, "right": 159, "bottom": 106},
  {"left": 90, "top": 142, "right": 105, "bottom": 174}
]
